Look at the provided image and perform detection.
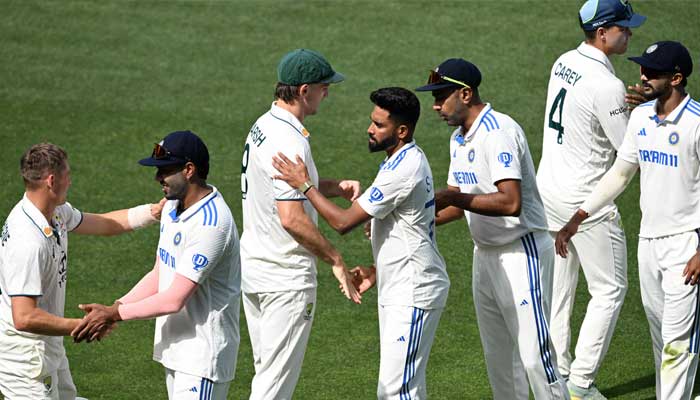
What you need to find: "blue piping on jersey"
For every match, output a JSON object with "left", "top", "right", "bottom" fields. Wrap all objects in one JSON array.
[
  {"left": 269, "top": 110, "right": 305, "bottom": 138},
  {"left": 686, "top": 100, "right": 700, "bottom": 117},
  {"left": 21, "top": 206, "right": 47, "bottom": 236},
  {"left": 381, "top": 143, "right": 416, "bottom": 171}
]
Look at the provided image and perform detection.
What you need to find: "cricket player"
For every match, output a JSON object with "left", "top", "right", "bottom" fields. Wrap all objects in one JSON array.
[
  {"left": 557, "top": 41, "right": 699, "bottom": 400},
  {"left": 0, "top": 143, "right": 162, "bottom": 399},
  {"left": 415, "top": 58, "right": 569, "bottom": 399},
  {"left": 535, "top": 1, "right": 646, "bottom": 397},
  {"left": 72, "top": 131, "right": 241, "bottom": 400},
  {"left": 240, "top": 48, "right": 361, "bottom": 400},
  {"left": 272, "top": 87, "right": 450, "bottom": 399}
]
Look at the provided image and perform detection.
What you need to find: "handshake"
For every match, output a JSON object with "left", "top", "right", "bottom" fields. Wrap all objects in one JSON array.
[{"left": 70, "top": 302, "right": 122, "bottom": 343}]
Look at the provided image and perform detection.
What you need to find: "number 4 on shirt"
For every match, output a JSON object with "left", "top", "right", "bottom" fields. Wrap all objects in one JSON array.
[{"left": 549, "top": 88, "right": 567, "bottom": 144}]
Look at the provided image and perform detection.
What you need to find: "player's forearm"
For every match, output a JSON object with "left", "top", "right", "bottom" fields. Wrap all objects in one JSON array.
[
  {"left": 305, "top": 187, "right": 360, "bottom": 234},
  {"left": 319, "top": 179, "right": 342, "bottom": 197},
  {"left": 75, "top": 204, "right": 158, "bottom": 236},
  {"left": 580, "top": 158, "right": 637, "bottom": 215},
  {"left": 282, "top": 212, "right": 344, "bottom": 266},
  {"left": 118, "top": 267, "right": 159, "bottom": 304},
  {"left": 444, "top": 191, "right": 521, "bottom": 217},
  {"left": 436, "top": 206, "right": 463, "bottom": 226},
  {"left": 118, "top": 276, "right": 196, "bottom": 320},
  {"left": 13, "top": 308, "right": 81, "bottom": 336}
]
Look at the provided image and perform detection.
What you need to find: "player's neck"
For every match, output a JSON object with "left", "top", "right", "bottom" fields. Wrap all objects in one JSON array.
[
  {"left": 25, "top": 190, "right": 57, "bottom": 223},
  {"left": 655, "top": 89, "right": 686, "bottom": 120},
  {"left": 275, "top": 100, "right": 306, "bottom": 123},
  {"left": 462, "top": 103, "right": 486, "bottom": 132},
  {"left": 179, "top": 184, "right": 213, "bottom": 213}
]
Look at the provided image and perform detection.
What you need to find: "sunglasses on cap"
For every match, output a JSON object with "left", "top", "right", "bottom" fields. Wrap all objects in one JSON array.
[
  {"left": 428, "top": 70, "right": 471, "bottom": 89},
  {"left": 151, "top": 142, "right": 189, "bottom": 162}
]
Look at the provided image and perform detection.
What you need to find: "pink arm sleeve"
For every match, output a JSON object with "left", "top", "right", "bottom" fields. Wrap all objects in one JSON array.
[
  {"left": 117, "top": 274, "right": 198, "bottom": 321},
  {"left": 118, "top": 266, "right": 159, "bottom": 304}
]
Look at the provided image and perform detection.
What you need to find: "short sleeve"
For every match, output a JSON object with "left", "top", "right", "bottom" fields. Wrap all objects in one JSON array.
[
  {"left": 616, "top": 112, "right": 642, "bottom": 165},
  {"left": 176, "top": 226, "right": 230, "bottom": 284},
  {"left": 58, "top": 202, "right": 83, "bottom": 232},
  {"left": 357, "top": 168, "right": 412, "bottom": 220},
  {"left": 268, "top": 138, "right": 308, "bottom": 201},
  {"left": 3, "top": 239, "right": 44, "bottom": 296},
  {"left": 593, "top": 80, "right": 629, "bottom": 149},
  {"left": 484, "top": 129, "right": 523, "bottom": 184}
]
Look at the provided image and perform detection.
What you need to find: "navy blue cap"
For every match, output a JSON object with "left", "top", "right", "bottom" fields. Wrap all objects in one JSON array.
[
  {"left": 579, "top": 0, "right": 646, "bottom": 31},
  {"left": 139, "top": 130, "right": 210, "bottom": 177},
  {"left": 629, "top": 41, "right": 693, "bottom": 78},
  {"left": 415, "top": 58, "right": 482, "bottom": 92}
]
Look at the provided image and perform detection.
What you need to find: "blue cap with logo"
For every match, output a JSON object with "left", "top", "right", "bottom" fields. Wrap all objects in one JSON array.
[
  {"left": 139, "top": 130, "right": 210, "bottom": 177},
  {"left": 628, "top": 41, "right": 693, "bottom": 78},
  {"left": 579, "top": 0, "right": 646, "bottom": 31},
  {"left": 415, "top": 58, "right": 482, "bottom": 92}
]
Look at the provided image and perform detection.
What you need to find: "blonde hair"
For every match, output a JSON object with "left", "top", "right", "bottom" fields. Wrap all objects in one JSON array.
[{"left": 20, "top": 143, "right": 68, "bottom": 189}]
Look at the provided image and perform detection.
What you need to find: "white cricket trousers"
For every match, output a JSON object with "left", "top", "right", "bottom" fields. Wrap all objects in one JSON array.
[
  {"left": 0, "top": 351, "right": 77, "bottom": 400},
  {"left": 473, "top": 231, "right": 569, "bottom": 400},
  {"left": 639, "top": 230, "right": 700, "bottom": 400},
  {"left": 547, "top": 213, "right": 627, "bottom": 388},
  {"left": 243, "top": 288, "right": 316, "bottom": 400},
  {"left": 377, "top": 305, "right": 443, "bottom": 399},
  {"left": 165, "top": 368, "right": 231, "bottom": 400}
]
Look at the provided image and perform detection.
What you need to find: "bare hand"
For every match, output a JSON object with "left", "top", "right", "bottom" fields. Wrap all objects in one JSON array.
[
  {"left": 349, "top": 266, "right": 376, "bottom": 294},
  {"left": 72, "top": 303, "right": 121, "bottom": 343},
  {"left": 363, "top": 220, "right": 372, "bottom": 240},
  {"left": 272, "top": 153, "right": 310, "bottom": 189},
  {"left": 625, "top": 84, "right": 647, "bottom": 110},
  {"left": 555, "top": 223, "right": 579, "bottom": 258},
  {"left": 434, "top": 189, "right": 455, "bottom": 211},
  {"left": 151, "top": 198, "right": 166, "bottom": 220},
  {"left": 338, "top": 180, "right": 361, "bottom": 202},
  {"left": 683, "top": 251, "right": 700, "bottom": 285},
  {"left": 332, "top": 265, "right": 362, "bottom": 304}
]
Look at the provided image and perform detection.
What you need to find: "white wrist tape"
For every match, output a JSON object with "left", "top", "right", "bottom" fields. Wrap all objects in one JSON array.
[{"left": 127, "top": 204, "right": 157, "bottom": 230}]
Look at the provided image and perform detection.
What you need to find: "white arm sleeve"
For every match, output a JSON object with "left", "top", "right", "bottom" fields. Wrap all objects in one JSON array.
[{"left": 580, "top": 158, "right": 638, "bottom": 215}]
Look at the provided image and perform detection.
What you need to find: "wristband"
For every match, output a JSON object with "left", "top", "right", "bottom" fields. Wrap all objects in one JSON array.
[
  {"left": 298, "top": 181, "right": 314, "bottom": 194},
  {"left": 127, "top": 204, "right": 157, "bottom": 230}
]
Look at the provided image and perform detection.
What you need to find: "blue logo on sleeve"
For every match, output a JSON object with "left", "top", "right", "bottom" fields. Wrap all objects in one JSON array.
[
  {"left": 192, "top": 254, "right": 209, "bottom": 272},
  {"left": 498, "top": 152, "right": 513, "bottom": 167},
  {"left": 369, "top": 187, "right": 384, "bottom": 203},
  {"left": 173, "top": 232, "right": 182, "bottom": 245}
]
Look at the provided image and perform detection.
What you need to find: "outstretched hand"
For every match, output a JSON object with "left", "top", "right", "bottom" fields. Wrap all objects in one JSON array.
[
  {"left": 337, "top": 180, "right": 361, "bottom": 202},
  {"left": 272, "top": 153, "right": 310, "bottom": 190},
  {"left": 350, "top": 266, "right": 376, "bottom": 294},
  {"left": 151, "top": 198, "right": 167, "bottom": 220},
  {"left": 625, "top": 84, "right": 647, "bottom": 110},
  {"left": 72, "top": 303, "right": 121, "bottom": 343},
  {"left": 332, "top": 265, "right": 362, "bottom": 304}
]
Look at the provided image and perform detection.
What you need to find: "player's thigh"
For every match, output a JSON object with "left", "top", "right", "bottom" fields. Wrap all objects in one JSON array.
[
  {"left": 0, "top": 369, "right": 59, "bottom": 400},
  {"left": 572, "top": 217, "right": 628, "bottom": 292},
  {"left": 257, "top": 289, "right": 316, "bottom": 354},
  {"left": 166, "top": 369, "right": 230, "bottom": 400}
]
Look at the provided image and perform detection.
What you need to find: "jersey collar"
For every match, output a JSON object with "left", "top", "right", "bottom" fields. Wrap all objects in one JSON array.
[
  {"left": 269, "top": 102, "right": 311, "bottom": 139},
  {"left": 378, "top": 140, "right": 416, "bottom": 170},
  {"left": 650, "top": 94, "right": 691, "bottom": 126},
  {"left": 576, "top": 42, "right": 615, "bottom": 74},
  {"left": 168, "top": 185, "right": 220, "bottom": 223},
  {"left": 461, "top": 103, "right": 494, "bottom": 143},
  {"left": 20, "top": 194, "right": 55, "bottom": 238}
]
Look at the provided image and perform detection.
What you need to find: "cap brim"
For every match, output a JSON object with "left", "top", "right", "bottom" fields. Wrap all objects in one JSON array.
[
  {"left": 628, "top": 56, "right": 668, "bottom": 72},
  {"left": 616, "top": 13, "right": 646, "bottom": 28},
  {"left": 138, "top": 157, "right": 186, "bottom": 167},
  {"left": 319, "top": 71, "right": 345, "bottom": 84},
  {"left": 415, "top": 82, "right": 462, "bottom": 92}
]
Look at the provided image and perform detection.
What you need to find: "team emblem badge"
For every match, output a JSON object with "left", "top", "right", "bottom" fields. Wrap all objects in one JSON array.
[
  {"left": 646, "top": 44, "right": 658, "bottom": 54},
  {"left": 174, "top": 232, "right": 182, "bottom": 245},
  {"left": 192, "top": 253, "right": 209, "bottom": 272},
  {"left": 43, "top": 226, "right": 53, "bottom": 237},
  {"left": 302, "top": 128, "right": 310, "bottom": 138},
  {"left": 498, "top": 152, "right": 513, "bottom": 167},
  {"left": 669, "top": 132, "right": 679, "bottom": 145},
  {"left": 369, "top": 187, "right": 384, "bottom": 203},
  {"left": 304, "top": 302, "right": 314, "bottom": 320},
  {"left": 468, "top": 148, "right": 476, "bottom": 163}
]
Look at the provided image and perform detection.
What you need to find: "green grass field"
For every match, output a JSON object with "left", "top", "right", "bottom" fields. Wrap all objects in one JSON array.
[{"left": 1, "top": 1, "right": 699, "bottom": 398}]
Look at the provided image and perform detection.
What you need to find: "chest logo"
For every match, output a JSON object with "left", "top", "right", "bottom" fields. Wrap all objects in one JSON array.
[
  {"left": 468, "top": 148, "right": 475, "bottom": 163},
  {"left": 498, "top": 152, "right": 513, "bottom": 168},
  {"left": 192, "top": 253, "right": 209, "bottom": 272},
  {"left": 174, "top": 232, "right": 182, "bottom": 245},
  {"left": 638, "top": 128, "right": 647, "bottom": 136},
  {"left": 369, "top": 187, "right": 384, "bottom": 203},
  {"left": 669, "top": 132, "right": 679, "bottom": 145}
]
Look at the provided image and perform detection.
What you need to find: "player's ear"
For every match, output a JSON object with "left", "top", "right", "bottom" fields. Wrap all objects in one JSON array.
[
  {"left": 670, "top": 73, "right": 684, "bottom": 87},
  {"left": 45, "top": 173, "right": 55, "bottom": 189},
  {"left": 183, "top": 162, "right": 196, "bottom": 180},
  {"left": 459, "top": 87, "right": 473, "bottom": 104},
  {"left": 299, "top": 84, "right": 309, "bottom": 97},
  {"left": 396, "top": 124, "right": 410, "bottom": 141}
]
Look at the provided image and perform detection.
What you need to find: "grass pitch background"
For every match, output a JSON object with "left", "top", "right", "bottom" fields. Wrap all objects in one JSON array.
[{"left": 1, "top": 1, "right": 698, "bottom": 398}]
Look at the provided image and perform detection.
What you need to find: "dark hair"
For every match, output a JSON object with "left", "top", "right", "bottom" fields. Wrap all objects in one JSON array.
[
  {"left": 20, "top": 143, "right": 68, "bottom": 189},
  {"left": 275, "top": 82, "right": 301, "bottom": 102},
  {"left": 369, "top": 87, "right": 421, "bottom": 134}
]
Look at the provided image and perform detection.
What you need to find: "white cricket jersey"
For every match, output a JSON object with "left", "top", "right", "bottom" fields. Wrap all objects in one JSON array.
[
  {"left": 447, "top": 104, "right": 548, "bottom": 247},
  {"left": 0, "top": 195, "right": 82, "bottom": 376},
  {"left": 154, "top": 186, "right": 241, "bottom": 382},
  {"left": 617, "top": 95, "right": 700, "bottom": 238},
  {"left": 240, "top": 102, "right": 319, "bottom": 293},
  {"left": 537, "top": 42, "right": 630, "bottom": 230},
  {"left": 357, "top": 142, "right": 450, "bottom": 309}
]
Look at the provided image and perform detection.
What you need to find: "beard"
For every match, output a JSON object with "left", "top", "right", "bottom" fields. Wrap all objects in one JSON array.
[
  {"left": 642, "top": 80, "right": 671, "bottom": 101},
  {"left": 368, "top": 135, "right": 397, "bottom": 153}
]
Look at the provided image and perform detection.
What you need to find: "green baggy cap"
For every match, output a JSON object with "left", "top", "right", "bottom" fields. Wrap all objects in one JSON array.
[{"left": 277, "top": 49, "right": 345, "bottom": 85}]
